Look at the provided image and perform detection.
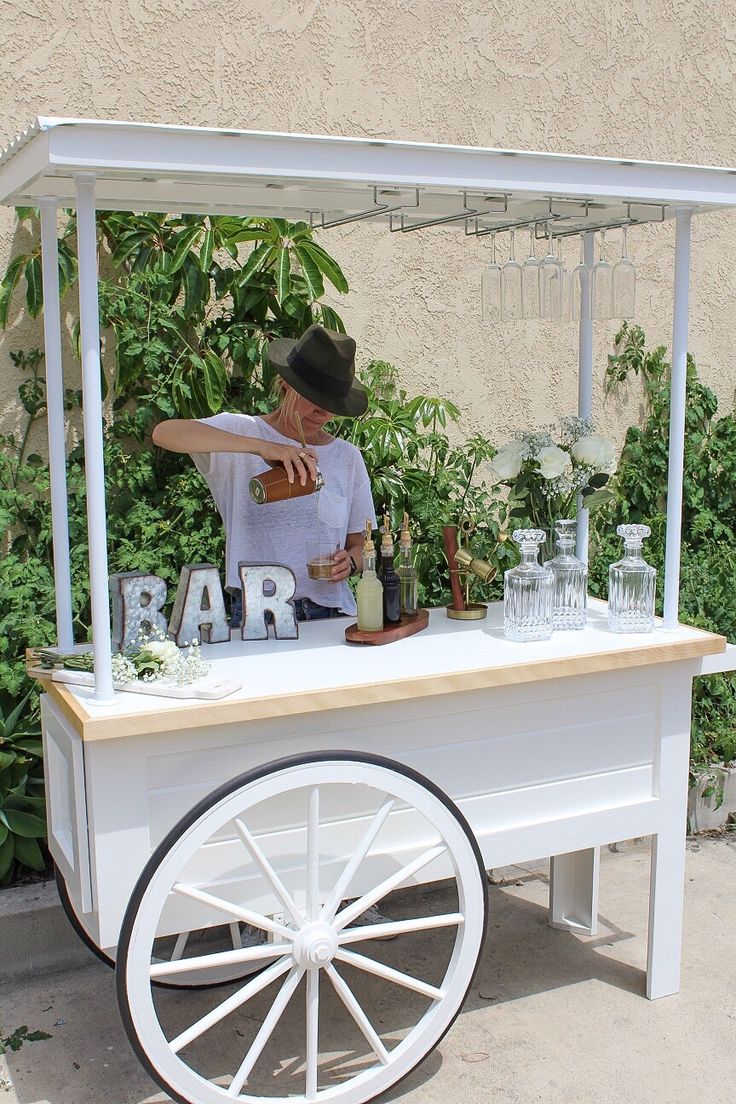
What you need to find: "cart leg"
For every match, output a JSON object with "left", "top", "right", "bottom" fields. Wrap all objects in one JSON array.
[
  {"left": 548, "top": 848, "right": 599, "bottom": 935},
  {"left": 646, "top": 827, "right": 686, "bottom": 999}
]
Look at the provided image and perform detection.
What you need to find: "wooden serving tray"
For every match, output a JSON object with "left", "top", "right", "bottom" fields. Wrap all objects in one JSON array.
[{"left": 345, "top": 609, "right": 429, "bottom": 646}]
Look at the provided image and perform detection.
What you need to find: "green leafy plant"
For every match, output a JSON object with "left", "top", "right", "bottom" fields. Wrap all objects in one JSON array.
[
  {"left": 3, "top": 210, "right": 350, "bottom": 431},
  {"left": 0, "top": 690, "right": 46, "bottom": 884},
  {"left": 591, "top": 323, "right": 736, "bottom": 774},
  {"left": 338, "top": 360, "right": 508, "bottom": 606},
  {"left": 0, "top": 1024, "right": 51, "bottom": 1055}
]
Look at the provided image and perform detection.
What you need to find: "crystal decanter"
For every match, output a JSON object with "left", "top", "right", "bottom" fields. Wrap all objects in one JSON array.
[
  {"left": 544, "top": 519, "right": 587, "bottom": 630},
  {"left": 608, "top": 524, "right": 656, "bottom": 633},
  {"left": 504, "top": 529, "right": 554, "bottom": 641}
]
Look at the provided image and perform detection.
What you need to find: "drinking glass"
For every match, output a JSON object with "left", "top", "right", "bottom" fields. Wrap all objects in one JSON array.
[
  {"left": 540, "top": 229, "right": 563, "bottom": 320},
  {"left": 481, "top": 231, "right": 502, "bottom": 322},
  {"left": 570, "top": 235, "right": 590, "bottom": 321},
  {"left": 501, "top": 230, "right": 523, "bottom": 320},
  {"left": 521, "top": 225, "right": 541, "bottom": 319},
  {"left": 306, "top": 538, "right": 341, "bottom": 581},
  {"left": 612, "top": 225, "right": 636, "bottom": 319},
  {"left": 558, "top": 237, "right": 571, "bottom": 321},
  {"left": 592, "top": 230, "right": 614, "bottom": 320}
]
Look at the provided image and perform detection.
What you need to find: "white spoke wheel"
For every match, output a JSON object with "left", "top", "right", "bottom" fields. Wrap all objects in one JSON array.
[
  {"left": 116, "top": 751, "right": 487, "bottom": 1104},
  {"left": 55, "top": 864, "right": 264, "bottom": 990}
]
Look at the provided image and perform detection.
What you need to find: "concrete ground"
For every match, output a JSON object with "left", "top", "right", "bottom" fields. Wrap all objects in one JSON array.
[{"left": 1, "top": 836, "right": 734, "bottom": 1104}]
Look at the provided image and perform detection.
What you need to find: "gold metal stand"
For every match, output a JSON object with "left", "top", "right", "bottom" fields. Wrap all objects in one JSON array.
[{"left": 446, "top": 518, "right": 497, "bottom": 621}]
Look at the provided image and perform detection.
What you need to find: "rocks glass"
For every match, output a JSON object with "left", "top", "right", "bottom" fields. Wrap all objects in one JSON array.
[
  {"left": 545, "top": 519, "right": 587, "bottom": 630},
  {"left": 608, "top": 524, "right": 656, "bottom": 633},
  {"left": 504, "top": 529, "right": 554, "bottom": 641}
]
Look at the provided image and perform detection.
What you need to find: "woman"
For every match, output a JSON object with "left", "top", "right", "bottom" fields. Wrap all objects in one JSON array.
[{"left": 152, "top": 324, "right": 376, "bottom": 625}]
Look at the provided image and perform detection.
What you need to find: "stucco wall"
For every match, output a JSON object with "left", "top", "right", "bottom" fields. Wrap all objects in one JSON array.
[{"left": 2, "top": 0, "right": 736, "bottom": 454}]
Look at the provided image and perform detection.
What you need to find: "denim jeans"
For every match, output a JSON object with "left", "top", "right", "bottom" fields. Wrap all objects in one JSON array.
[{"left": 229, "top": 592, "right": 344, "bottom": 628}]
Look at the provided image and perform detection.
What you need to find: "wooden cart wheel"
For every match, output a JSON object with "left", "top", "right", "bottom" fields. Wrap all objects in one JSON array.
[
  {"left": 116, "top": 751, "right": 487, "bottom": 1104},
  {"left": 54, "top": 864, "right": 267, "bottom": 990}
]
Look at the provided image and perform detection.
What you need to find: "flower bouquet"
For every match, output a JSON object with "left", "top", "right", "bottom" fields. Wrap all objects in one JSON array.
[
  {"left": 488, "top": 416, "right": 616, "bottom": 560},
  {"left": 34, "top": 629, "right": 211, "bottom": 689}
]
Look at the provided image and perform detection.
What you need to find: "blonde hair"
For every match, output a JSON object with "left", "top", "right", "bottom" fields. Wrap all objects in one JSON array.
[{"left": 270, "top": 378, "right": 299, "bottom": 434}]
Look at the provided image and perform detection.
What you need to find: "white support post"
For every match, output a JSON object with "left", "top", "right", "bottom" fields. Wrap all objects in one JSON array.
[
  {"left": 39, "top": 200, "right": 74, "bottom": 650},
  {"left": 575, "top": 231, "right": 595, "bottom": 564},
  {"left": 549, "top": 848, "right": 600, "bottom": 935},
  {"left": 663, "top": 210, "right": 692, "bottom": 628},
  {"left": 75, "top": 175, "right": 114, "bottom": 701}
]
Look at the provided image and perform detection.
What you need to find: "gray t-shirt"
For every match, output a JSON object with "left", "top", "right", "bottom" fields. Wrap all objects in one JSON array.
[{"left": 191, "top": 413, "right": 376, "bottom": 615}]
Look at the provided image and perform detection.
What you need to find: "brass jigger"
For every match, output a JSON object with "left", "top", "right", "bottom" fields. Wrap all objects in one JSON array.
[{"left": 446, "top": 519, "right": 497, "bottom": 621}]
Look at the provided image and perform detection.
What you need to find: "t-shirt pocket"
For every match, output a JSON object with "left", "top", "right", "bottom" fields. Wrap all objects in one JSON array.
[{"left": 316, "top": 486, "right": 347, "bottom": 530}]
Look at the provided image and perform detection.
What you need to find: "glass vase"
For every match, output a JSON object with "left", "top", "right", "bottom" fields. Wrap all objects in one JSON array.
[
  {"left": 544, "top": 519, "right": 587, "bottom": 630},
  {"left": 504, "top": 529, "right": 554, "bottom": 641},
  {"left": 608, "top": 524, "right": 656, "bottom": 633}
]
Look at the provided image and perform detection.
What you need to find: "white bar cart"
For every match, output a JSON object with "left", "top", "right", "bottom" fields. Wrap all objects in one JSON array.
[{"left": 1, "top": 118, "right": 735, "bottom": 1104}]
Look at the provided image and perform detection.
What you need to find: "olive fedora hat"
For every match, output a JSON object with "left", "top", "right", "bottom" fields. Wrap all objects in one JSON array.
[{"left": 267, "top": 324, "right": 368, "bottom": 417}]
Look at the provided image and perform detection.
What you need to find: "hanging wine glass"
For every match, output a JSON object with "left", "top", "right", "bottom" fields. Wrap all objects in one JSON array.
[
  {"left": 540, "top": 227, "right": 563, "bottom": 320},
  {"left": 592, "top": 230, "right": 614, "bottom": 320},
  {"left": 571, "top": 235, "right": 588, "bottom": 321},
  {"left": 481, "top": 231, "right": 502, "bottom": 322},
  {"left": 521, "top": 224, "right": 541, "bottom": 320},
  {"left": 612, "top": 224, "right": 636, "bottom": 319},
  {"left": 557, "top": 237, "right": 571, "bottom": 322},
  {"left": 501, "top": 229, "right": 523, "bottom": 320}
]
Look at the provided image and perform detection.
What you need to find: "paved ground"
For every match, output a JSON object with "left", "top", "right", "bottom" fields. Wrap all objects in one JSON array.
[{"left": 1, "top": 836, "right": 734, "bottom": 1104}]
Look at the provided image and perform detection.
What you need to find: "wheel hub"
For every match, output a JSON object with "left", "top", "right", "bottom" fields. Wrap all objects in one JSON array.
[{"left": 292, "top": 921, "right": 338, "bottom": 969}]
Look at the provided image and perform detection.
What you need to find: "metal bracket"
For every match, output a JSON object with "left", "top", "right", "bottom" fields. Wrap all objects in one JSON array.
[
  {"left": 546, "top": 201, "right": 667, "bottom": 239},
  {"left": 389, "top": 191, "right": 509, "bottom": 233},
  {"left": 308, "top": 187, "right": 420, "bottom": 229},
  {"left": 466, "top": 212, "right": 562, "bottom": 238}
]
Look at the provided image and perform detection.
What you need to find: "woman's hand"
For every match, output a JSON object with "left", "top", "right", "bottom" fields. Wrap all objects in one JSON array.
[
  {"left": 257, "top": 441, "right": 319, "bottom": 486},
  {"left": 329, "top": 547, "right": 353, "bottom": 583}
]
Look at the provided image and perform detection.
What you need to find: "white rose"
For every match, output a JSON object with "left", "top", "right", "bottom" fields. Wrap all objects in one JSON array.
[
  {"left": 571, "top": 434, "right": 616, "bottom": 471},
  {"left": 142, "top": 639, "right": 179, "bottom": 662},
  {"left": 536, "top": 444, "right": 572, "bottom": 480},
  {"left": 488, "top": 441, "right": 524, "bottom": 481}
]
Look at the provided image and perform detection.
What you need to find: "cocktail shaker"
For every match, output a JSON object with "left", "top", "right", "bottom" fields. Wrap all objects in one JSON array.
[{"left": 249, "top": 465, "right": 324, "bottom": 504}]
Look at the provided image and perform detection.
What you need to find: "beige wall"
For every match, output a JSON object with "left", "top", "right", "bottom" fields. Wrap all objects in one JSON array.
[{"left": 2, "top": 0, "right": 736, "bottom": 454}]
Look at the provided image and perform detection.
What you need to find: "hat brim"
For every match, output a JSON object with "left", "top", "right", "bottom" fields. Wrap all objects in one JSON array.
[{"left": 268, "top": 337, "right": 368, "bottom": 417}]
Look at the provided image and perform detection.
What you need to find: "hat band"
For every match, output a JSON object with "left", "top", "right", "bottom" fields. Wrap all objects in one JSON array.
[{"left": 286, "top": 347, "right": 353, "bottom": 398}]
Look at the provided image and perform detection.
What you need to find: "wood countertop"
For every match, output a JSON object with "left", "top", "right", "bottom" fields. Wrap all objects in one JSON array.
[{"left": 44, "top": 600, "right": 726, "bottom": 741}]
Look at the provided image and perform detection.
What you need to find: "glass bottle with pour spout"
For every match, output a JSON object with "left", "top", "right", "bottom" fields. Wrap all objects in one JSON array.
[
  {"left": 356, "top": 520, "right": 384, "bottom": 632},
  {"left": 398, "top": 512, "right": 419, "bottom": 616},
  {"left": 379, "top": 517, "right": 402, "bottom": 625}
]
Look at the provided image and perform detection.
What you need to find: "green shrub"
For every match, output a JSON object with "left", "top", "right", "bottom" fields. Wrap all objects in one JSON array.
[
  {"left": 0, "top": 690, "right": 46, "bottom": 884},
  {"left": 591, "top": 324, "right": 736, "bottom": 773}
]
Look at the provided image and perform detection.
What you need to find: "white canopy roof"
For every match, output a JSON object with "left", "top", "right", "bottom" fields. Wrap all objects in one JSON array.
[{"left": 1, "top": 117, "right": 736, "bottom": 234}]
